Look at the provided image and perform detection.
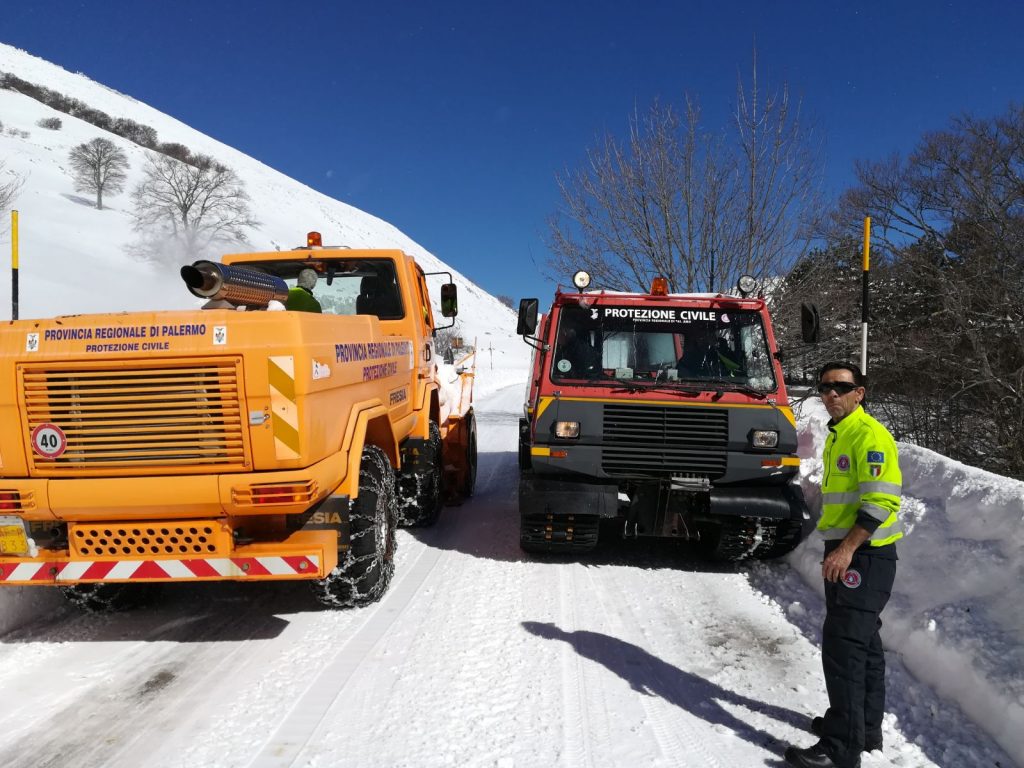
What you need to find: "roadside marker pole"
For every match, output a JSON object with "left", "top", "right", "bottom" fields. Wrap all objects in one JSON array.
[
  {"left": 11, "top": 210, "right": 18, "bottom": 321},
  {"left": 861, "top": 216, "right": 870, "bottom": 381}
]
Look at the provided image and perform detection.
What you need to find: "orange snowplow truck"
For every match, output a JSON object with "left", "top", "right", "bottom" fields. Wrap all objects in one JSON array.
[{"left": 0, "top": 233, "right": 477, "bottom": 610}]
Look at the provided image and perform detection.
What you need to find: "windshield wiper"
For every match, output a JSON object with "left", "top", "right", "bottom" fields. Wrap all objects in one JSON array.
[
  {"left": 705, "top": 379, "right": 768, "bottom": 399},
  {"left": 610, "top": 381, "right": 702, "bottom": 396},
  {"left": 676, "top": 377, "right": 768, "bottom": 399}
]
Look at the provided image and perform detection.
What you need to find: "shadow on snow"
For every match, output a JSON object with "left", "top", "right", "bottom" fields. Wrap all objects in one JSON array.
[{"left": 522, "top": 621, "right": 805, "bottom": 764}]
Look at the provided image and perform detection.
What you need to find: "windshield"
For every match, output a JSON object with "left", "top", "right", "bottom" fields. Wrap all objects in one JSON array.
[
  {"left": 235, "top": 258, "right": 405, "bottom": 319},
  {"left": 550, "top": 303, "right": 776, "bottom": 391}
]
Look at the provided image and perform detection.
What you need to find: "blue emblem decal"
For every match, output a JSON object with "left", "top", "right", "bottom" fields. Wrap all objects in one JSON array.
[{"left": 867, "top": 451, "right": 885, "bottom": 463}]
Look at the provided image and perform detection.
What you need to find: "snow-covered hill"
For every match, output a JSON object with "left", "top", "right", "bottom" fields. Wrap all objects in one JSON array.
[{"left": 0, "top": 43, "right": 524, "bottom": 365}]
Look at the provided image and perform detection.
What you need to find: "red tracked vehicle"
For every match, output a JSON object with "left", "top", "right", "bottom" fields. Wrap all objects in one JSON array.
[{"left": 516, "top": 273, "right": 810, "bottom": 560}]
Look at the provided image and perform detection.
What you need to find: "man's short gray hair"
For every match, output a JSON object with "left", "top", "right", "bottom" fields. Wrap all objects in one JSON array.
[{"left": 297, "top": 268, "right": 318, "bottom": 290}]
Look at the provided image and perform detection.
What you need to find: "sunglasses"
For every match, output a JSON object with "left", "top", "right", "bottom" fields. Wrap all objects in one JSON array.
[{"left": 818, "top": 381, "right": 859, "bottom": 395}]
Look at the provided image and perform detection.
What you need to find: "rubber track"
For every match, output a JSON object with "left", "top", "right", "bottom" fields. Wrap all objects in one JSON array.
[{"left": 712, "top": 516, "right": 800, "bottom": 561}]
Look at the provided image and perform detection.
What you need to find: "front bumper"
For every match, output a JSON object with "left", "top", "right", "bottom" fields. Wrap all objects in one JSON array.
[
  {"left": 528, "top": 444, "right": 799, "bottom": 485},
  {"left": 0, "top": 529, "right": 338, "bottom": 585}
]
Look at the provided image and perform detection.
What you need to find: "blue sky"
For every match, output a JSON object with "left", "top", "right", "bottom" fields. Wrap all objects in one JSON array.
[{"left": 4, "top": 1, "right": 1021, "bottom": 302}]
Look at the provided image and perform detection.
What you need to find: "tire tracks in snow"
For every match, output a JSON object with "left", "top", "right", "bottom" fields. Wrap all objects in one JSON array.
[
  {"left": 0, "top": 589, "right": 296, "bottom": 768},
  {"left": 249, "top": 412, "right": 521, "bottom": 767},
  {"left": 247, "top": 536, "right": 444, "bottom": 768},
  {"left": 580, "top": 567, "right": 731, "bottom": 768},
  {"left": 556, "top": 563, "right": 598, "bottom": 768}
]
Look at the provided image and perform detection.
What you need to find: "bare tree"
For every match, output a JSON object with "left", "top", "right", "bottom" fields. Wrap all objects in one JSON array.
[
  {"left": 131, "top": 153, "right": 259, "bottom": 263},
  {"left": 770, "top": 240, "right": 866, "bottom": 384},
  {"left": 68, "top": 137, "right": 129, "bottom": 210},
  {"left": 548, "top": 53, "right": 822, "bottom": 293},
  {"left": 729, "top": 48, "right": 823, "bottom": 286},
  {"left": 825, "top": 104, "right": 1024, "bottom": 476},
  {"left": 0, "top": 161, "right": 25, "bottom": 230}
]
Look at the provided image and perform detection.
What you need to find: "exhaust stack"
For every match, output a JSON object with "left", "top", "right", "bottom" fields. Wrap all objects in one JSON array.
[{"left": 181, "top": 261, "right": 289, "bottom": 308}]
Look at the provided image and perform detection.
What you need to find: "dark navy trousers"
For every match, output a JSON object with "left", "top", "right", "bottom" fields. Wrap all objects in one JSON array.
[{"left": 820, "top": 548, "right": 896, "bottom": 768}]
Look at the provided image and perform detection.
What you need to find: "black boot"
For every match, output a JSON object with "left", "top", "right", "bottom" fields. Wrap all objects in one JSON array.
[
  {"left": 811, "top": 717, "right": 882, "bottom": 752},
  {"left": 784, "top": 742, "right": 858, "bottom": 768}
]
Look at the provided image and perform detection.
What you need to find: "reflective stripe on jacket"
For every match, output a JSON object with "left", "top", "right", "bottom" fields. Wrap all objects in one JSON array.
[{"left": 820, "top": 405, "right": 903, "bottom": 546}]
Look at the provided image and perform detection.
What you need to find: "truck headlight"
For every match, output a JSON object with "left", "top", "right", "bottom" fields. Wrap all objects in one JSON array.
[
  {"left": 554, "top": 421, "right": 580, "bottom": 439},
  {"left": 751, "top": 430, "right": 779, "bottom": 448}
]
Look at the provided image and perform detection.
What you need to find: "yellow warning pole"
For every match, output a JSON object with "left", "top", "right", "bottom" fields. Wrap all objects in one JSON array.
[
  {"left": 860, "top": 216, "right": 871, "bottom": 378},
  {"left": 11, "top": 210, "right": 18, "bottom": 321}
]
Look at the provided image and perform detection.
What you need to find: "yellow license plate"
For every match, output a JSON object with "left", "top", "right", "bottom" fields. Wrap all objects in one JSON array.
[{"left": 0, "top": 519, "right": 29, "bottom": 556}]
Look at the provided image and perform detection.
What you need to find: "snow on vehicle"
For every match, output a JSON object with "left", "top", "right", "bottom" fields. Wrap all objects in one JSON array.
[
  {"left": 0, "top": 232, "right": 476, "bottom": 609},
  {"left": 516, "top": 272, "right": 808, "bottom": 560}
]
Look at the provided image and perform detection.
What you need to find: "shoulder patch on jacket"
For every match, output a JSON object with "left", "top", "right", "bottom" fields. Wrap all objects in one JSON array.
[{"left": 867, "top": 450, "right": 885, "bottom": 463}]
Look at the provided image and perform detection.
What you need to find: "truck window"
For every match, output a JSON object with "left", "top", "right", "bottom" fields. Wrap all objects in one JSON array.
[
  {"left": 414, "top": 267, "right": 433, "bottom": 333},
  {"left": 238, "top": 258, "right": 405, "bottom": 319},
  {"left": 551, "top": 304, "right": 776, "bottom": 390}
]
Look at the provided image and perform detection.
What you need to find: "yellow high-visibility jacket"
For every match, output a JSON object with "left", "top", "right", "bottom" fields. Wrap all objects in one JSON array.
[{"left": 820, "top": 405, "right": 903, "bottom": 546}]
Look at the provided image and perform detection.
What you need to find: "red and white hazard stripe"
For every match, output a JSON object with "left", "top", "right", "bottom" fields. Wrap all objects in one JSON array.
[{"left": 0, "top": 555, "right": 321, "bottom": 583}]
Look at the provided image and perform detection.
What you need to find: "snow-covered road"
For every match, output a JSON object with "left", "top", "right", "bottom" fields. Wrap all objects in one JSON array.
[{"left": 0, "top": 384, "right": 1013, "bottom": 768}]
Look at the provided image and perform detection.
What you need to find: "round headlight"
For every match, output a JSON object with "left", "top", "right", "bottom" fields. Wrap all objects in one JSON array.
[
  {"left": 738, "top": 274, "right": 757, "bottom": 296},
  {"left": 572, "top": 270, "right": 592, "bottom": 290}
]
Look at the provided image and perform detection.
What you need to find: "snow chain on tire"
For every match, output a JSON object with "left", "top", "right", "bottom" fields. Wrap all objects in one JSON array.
[
  {"left": 396, "top": 420, "right": 443, "bottom": 527},
  {"left": 312, "top": 445, "right": 398, "bottom": 608}
]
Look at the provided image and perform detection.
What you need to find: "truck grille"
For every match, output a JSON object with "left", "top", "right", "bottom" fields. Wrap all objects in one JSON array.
[
  {"left": 21, "top": 358, "right": 249, "bottom": 475},
  {"left": 601, "top": 404, "right": 728, "bottom": 478}
]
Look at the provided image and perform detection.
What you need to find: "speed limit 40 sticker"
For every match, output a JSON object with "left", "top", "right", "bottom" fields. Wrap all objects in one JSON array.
[{"left": 31, "top": 423, "right": 67, "bottom": 459}]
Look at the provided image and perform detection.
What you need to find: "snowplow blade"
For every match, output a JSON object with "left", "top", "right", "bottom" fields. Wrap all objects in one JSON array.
[{"left": 439, "top": 349, "right": 477, "bottom": 501}]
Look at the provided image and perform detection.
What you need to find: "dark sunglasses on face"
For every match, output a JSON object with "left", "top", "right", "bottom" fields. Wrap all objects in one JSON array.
[{"left": 818, "top": 381, "right": 859, "bottom": 395}]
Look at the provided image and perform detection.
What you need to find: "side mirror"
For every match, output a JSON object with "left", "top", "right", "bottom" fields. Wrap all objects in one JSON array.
[
  {"left": 517, "top": 298, "right": 539, "bottom": 336},
  {"left": 440, "top": 283, "right": 458, "bottom": 318},
  {"left": 801, "top": 302, "right": 821, "bottom": 344}
]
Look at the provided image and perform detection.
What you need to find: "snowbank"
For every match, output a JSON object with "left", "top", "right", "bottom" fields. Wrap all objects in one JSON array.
[{"left": 788, "top": 398, "right": 1024, "bottom": 764}]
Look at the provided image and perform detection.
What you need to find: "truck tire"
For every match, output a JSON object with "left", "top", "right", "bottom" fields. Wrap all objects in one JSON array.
[
  {"left": 313, "top": 445, "right": 397, "bottom": 608},
  {"left": 397, "top": 420, "right": 443, "bottom": 527},
  {"left": 462, "top": 410, "right": 477, "bottom": 498},
  {"left": 60, "top": 583, "right": 162, "bottom": 612}
]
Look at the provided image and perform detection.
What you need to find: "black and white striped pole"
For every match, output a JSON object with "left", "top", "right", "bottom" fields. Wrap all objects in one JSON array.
[
  {"left": 10, "top": 210, "right": 18, "bottom": 321},
  {"left": 861, "top": 216, "right": 870, "bottom": 381}
]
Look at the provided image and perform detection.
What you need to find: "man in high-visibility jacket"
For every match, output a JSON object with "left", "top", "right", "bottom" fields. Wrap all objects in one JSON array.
[
  {"left": 286, "top": 268, "right": 322, "bottom": 313},
  {"left": 785, "top": 362, "right": 902, "bottom": 768}
]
